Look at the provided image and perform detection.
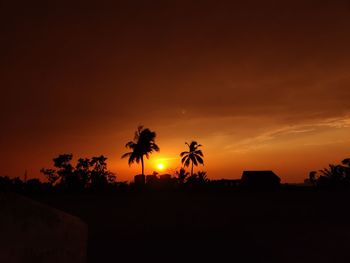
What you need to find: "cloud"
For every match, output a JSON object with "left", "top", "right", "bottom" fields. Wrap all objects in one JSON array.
[{"left": 220, "top": 115, "right": 350, "bottom": 153}]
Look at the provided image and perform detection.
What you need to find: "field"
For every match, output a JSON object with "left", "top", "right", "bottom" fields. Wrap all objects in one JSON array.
[{"left": 33, "top": 189, "right": 350, "bottom": 263}]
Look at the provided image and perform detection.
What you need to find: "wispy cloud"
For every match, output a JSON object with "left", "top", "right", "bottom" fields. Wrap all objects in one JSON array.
[{"left": 225, "top": 115, "right": 350, "bottom": 153}]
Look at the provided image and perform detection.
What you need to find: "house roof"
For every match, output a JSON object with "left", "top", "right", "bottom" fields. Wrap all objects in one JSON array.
[{"left": 242, "top": 171, "right": 278, "bottom": 176}]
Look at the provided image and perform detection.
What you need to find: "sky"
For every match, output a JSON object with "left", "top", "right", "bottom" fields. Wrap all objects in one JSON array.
[{"left": 1, "top": 0, "right": 350, "bottom": 183}]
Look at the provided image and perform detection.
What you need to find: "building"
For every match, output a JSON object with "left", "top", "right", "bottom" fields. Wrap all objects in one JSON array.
[
  {"left": 241, "top": 170, "right": 281, "bottom": 189},
  {"left": 134, "top": 174, "right": 145, "bottom": 185}
]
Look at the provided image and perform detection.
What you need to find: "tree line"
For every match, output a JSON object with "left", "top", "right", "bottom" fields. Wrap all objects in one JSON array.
[
  {"left": 0, "top": 126, "right": 208, "bottom": 193},
  {"left": 2, "top": 125, "right": 349, "bottom": 193},
  {"left": 307, "top": 158, "right": 350, "bottom": 189},
  {"left": 121, "top": 126, "right": 205, "bottom": 184}
]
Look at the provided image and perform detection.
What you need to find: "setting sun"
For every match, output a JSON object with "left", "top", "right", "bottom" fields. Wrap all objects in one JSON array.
[{"left": 156, "top": 163, "right": 165, "bottom": 171}]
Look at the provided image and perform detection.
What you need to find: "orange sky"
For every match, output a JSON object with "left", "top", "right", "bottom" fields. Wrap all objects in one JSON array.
[{"left": 1, "top": 0, "right": 350, "bottom": 183}]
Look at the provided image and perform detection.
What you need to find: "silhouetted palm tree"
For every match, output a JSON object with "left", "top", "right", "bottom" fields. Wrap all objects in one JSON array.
[
  {"left": 196, "top": 171, "right": 209, "bottom": 183},
  {"left": 122, "top": 126, "right": 160, "bottom": 178},
  {"left": 342, "top": 158, "right": 350, "bottom": 166},
  {"left": 319, "top": 164, "right": 344, "bottom": 187},
  {"left": 308, "top": 171, "right": 317, "bottom": 185},
  {"left": 180, "top": 141, "right": 204, "bottom": 177},
  {"left": 319, "top": 164, "right": 342, "bottom": 178},
  {"left": 175, "top": 168, "right": 189, "bottom": 184}
]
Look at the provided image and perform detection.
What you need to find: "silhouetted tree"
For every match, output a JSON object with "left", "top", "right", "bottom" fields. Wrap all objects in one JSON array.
[
  {"left": 52, "top": 154, "right": 83, "bottom": 191},
  {"left": 309, "top": 158, "right": 350, "bottom": 189},
  {"left": 40, "top": 168, "right": 59, "bottom": 185},
  {"left": 186, "top": 170, "right": 209, "bottom": 185},
  {"left": 180, "top": 141, "right": 204, "bottom": 177},
  {"left": 175, "top": 168, "right": 189, "bottom": 184},
  {"left": 90, "top": 155, "right": 115, "bottom": 190},
  {"left": 121, "top": 126, "right": 160, "bottom": 182},
  {"left": 41, "top": 154, "right": 116, "bottom": 192},
  {"left": 319, "top": 164, "right": 344, "bottom": 187},
  {"left": 75, "top": 158, "right": 91, "bottom": 188},
  {"left": 309, "top": 171, "right": 317, "bottom": 185},
  {"left": 196, "top": 171, "right": 209, "bottom": 183},
  {"left": 341, "top": 158, "right": 350, "bottom": 176}
]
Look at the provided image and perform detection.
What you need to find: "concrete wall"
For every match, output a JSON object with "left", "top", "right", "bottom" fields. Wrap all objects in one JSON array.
[{"left": 0, "top": 193, "right": 87, "bottom": 263}]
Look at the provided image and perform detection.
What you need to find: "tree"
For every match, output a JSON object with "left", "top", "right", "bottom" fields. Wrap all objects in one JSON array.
[
  {"left": 121, "top": 126, "right": 160, "bottom": 180},
  {"left": 75, "top": 158, "right": 91, "bottom": 188},
  {"left": 40, "top": 168, "right": 59, "bottom": 185},
  {"left": 175, "top": 168, "right": 189, "bottom": 184},
  {"left": 52, "top": 154, "right": 82, "bottom": 191},
  {"left": 180, "top": 141, "right": 204, "bottom": 177},
  {"left": 341, "top": 158, "right": 350, "bottom": 177},
  {"left": 90, "top": 155, "right": 114, "bottom": 189},
  {"left": 186, "top": 171, "right": 209, "bottom": 185},
  {"left": 196, "top": 171, "right": 209, "bottom": 183},
  {"left": 308, "top": 158, "right": 350, "bottom": 189},
  {"left": 309, "top": 171, "right": 317, "bottom": 185},
  {"left": 342, "top": 158, "right": 350, "bottom": 166},
  {"left": 41, "top": 154, "right": 115, "bottom": 192},
  {"left": 319, "top": 164, "right": 344, "bottom": 183}
]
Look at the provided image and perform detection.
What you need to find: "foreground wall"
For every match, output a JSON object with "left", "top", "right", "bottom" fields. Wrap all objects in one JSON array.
[{"left": 0, "top": 193, "right": 87, "bottom": 263}]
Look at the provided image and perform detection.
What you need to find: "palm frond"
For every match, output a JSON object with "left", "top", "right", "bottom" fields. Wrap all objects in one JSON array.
[
  {"left": 194, "top": 150, "right": 203, "bottom": 156},
  {"left": 196, "top": 155, "right": 204, "bottom": 165},
  {"left": 180, "top": 151, "right": 189, "bottom": 157},
  {"left": 181, "top": 156, "right": 188, "bottom": 164},
  {"left": 152, "top": 143, "right": 160, "bottom": 152},
  {"left": 184, "top": 157, "right": 191, "bottom": 167},
  {"left": 190, "top": 155, "right": 198, "bottom": 166},
  {"left": 125, "top": 141, "right": 136, "bottom": 148},
  {"left": 121, "top": 152, "right": 132, "bottom": 159}
]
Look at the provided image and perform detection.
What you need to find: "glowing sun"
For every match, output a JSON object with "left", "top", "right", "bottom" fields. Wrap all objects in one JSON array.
[{"left": 156, "top": 163, "right": 165, "bottom": 171}]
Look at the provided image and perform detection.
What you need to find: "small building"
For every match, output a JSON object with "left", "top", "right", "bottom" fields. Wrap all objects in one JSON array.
[
  {"left": 134, "top": 174, "right": 145, "bottom": 185},
  {"left": 159, "top": 174, "right": 172, "bottom": 181},
  {"left": 241, "top": 170, "right": 281, "bottom": 189},
  {"left": 159, "top": 174, "right": 176, "bottom": 188},
  {"left": 146, "top": 174, "right": 159, "bottom": 186}
]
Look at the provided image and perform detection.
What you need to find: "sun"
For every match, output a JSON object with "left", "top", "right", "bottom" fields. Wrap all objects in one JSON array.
[{"left": 156, "top": 163, "right": 165, "bottom": 171}]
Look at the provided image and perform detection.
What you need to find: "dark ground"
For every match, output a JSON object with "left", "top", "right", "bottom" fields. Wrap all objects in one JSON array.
[{"left": 32, "top": 189, "right": 350, "bottom": 263}]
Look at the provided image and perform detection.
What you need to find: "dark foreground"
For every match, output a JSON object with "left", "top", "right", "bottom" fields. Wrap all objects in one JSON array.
[{"left": 32, "top": 189, "right": 350, "bottom": 263}]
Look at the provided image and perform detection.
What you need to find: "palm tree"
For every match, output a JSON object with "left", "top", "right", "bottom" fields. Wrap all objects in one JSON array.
[
  {"left": 196, "top": 171, "right": 208, "bottom": 183},
  {"left": 308, "top": 171, "right": 317, "bottom": 185},
  {"left": 319, "top": 164, "right": 344, "bottom": 186},
  {"left": 342, "top": 158, "right": 350, "bottom": 166},
  {"left": 180, "top": 141, "right": 204, "bottom": 177},
  {"left": 121, "top": 126, "right": 160, "bottom": 178},
  {"left": 175, "top": 168, "right": 189, "bottom": 184}
]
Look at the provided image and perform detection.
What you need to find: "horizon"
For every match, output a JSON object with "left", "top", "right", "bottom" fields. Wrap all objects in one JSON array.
[{"left": 1, "top": 0, "right": 350, "bottom": 183}]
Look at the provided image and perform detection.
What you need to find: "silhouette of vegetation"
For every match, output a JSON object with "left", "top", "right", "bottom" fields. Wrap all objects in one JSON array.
[
  {"left": 40, "top": 154, "right": 116, "bottom": 192},
  {"left": 5, "top": 126, "right": 350, "bottom": 196},
  {"left": 308, "top": 171, "right": 317, "bottom": 185},
  {"left": 308, "top": 158, "right": 350, "bottom": 189},
  {"left": 122, "top": 126, "right": 159, "bottom": 184},
  {"left": 186, "top": 171, "right": 209, "bottom": 185},
  {"left": 180, "top": 141, "right": 204, "bottom": 177},
  {"left": 90, "top": 156, "right": 116, "bottom": 190},
  {"left": 175, "top": 168, "right": 189, "bottom": 185}
]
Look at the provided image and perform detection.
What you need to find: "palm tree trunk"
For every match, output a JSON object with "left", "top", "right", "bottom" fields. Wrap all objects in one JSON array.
[
  {"left": 191, "top": 162, "right": 194, "bottom": 177},
  {"left": 141, "top": 155, "right": 145, "bottom": 184}
]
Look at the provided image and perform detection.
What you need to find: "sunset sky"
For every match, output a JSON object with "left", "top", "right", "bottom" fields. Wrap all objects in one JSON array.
[{"left": 1, "top": 0, "right": 350, "bottom": 182}]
